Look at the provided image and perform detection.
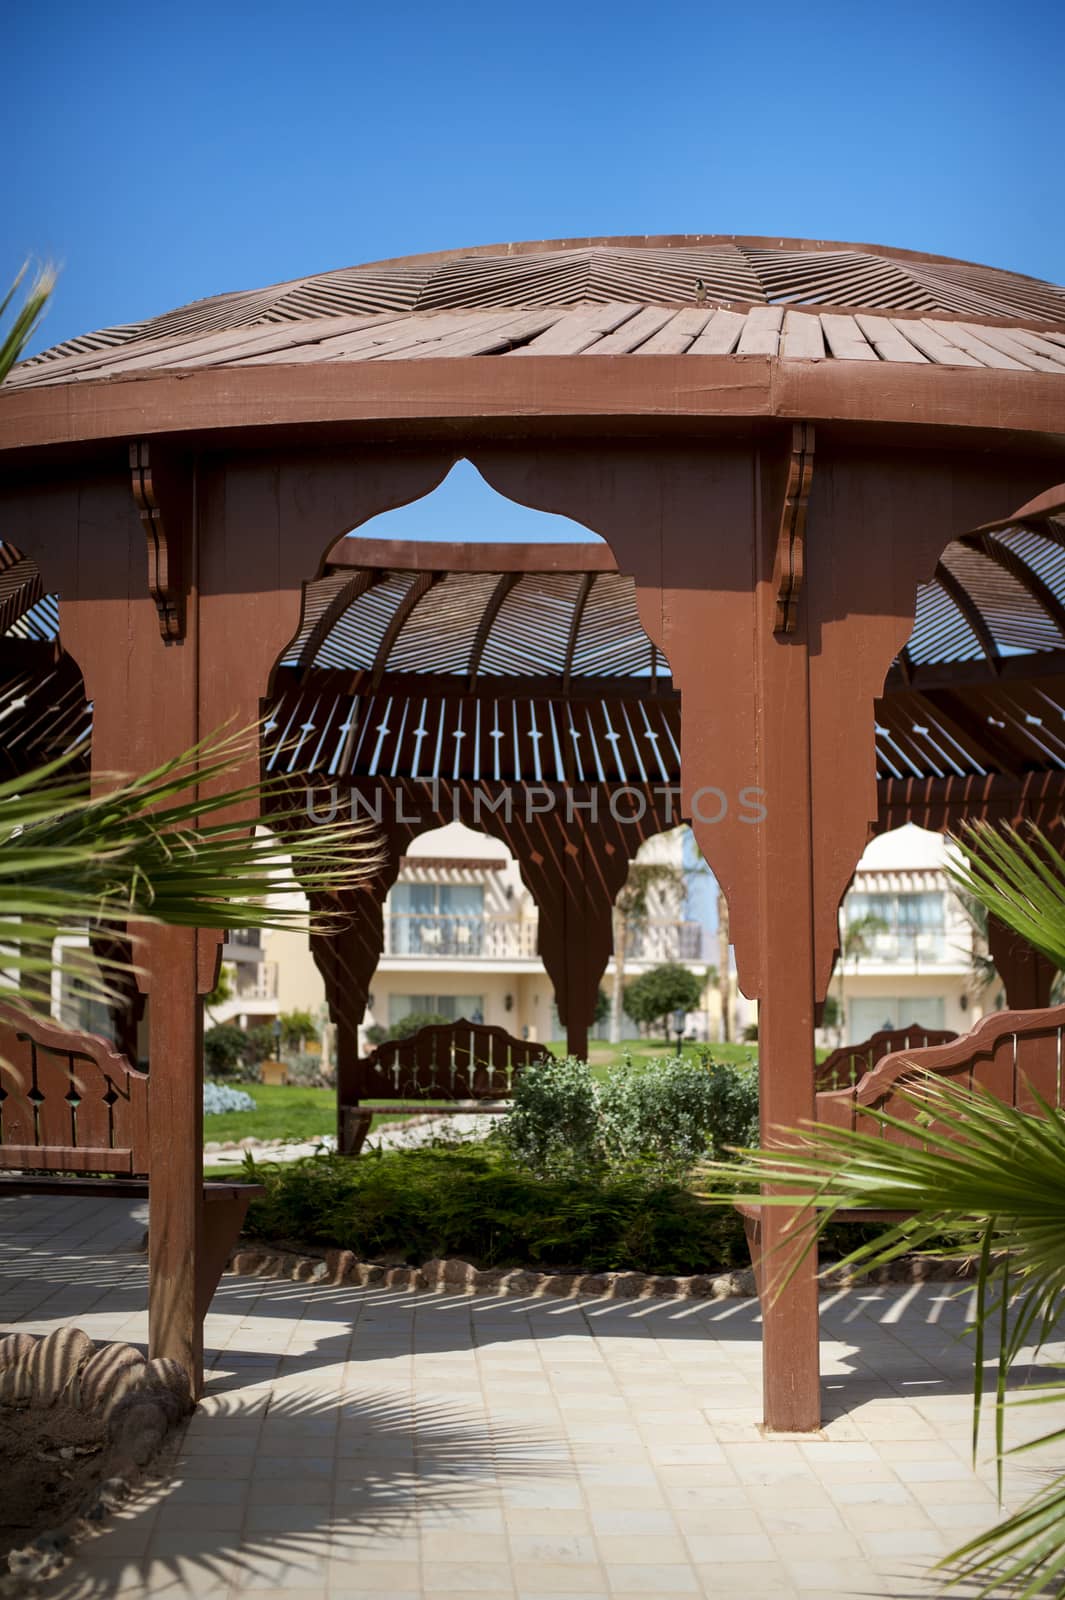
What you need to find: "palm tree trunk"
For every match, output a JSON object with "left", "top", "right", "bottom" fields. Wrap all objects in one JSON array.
[
  {"left": 717, "top": 889, "right": 731, "bottom": 1043},
  {"left": 610, "top": 907, "right": 627, "bottom": 1046}
]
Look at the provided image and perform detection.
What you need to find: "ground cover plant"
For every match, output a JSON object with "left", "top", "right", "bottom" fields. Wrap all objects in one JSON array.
[
  {"left": 239, "top": 1053, "right": 763, "bottom": 1272},
  {"left": 241, "top": 1142, "right": 750, "bottom": 1275}
]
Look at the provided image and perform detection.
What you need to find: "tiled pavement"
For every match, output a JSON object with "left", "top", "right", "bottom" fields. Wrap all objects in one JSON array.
[{"left": 4, "top": 1196, "right": 1065, "bottom": 1600}]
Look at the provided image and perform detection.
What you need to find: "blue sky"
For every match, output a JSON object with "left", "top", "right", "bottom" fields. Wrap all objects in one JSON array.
[{"left": 6, "top": 0, "right": 1063, "bottom": 545}]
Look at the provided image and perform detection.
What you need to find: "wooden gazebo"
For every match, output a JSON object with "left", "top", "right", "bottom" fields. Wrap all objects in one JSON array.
[{"left": 3, "top": 234, "right": 1065, "bottom": 1430}]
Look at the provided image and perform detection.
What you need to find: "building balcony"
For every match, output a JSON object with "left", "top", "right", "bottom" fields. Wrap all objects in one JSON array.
[
  {"left": 857, "top": 931, "right": 961, "bottom": 967},
  {"left": 232, "top": 961, "right": 279, "bottom": 1001},
  {"left": 381, "top": 913, "right": 706, "bottom": 964},
  {"left": 384, "top": 913, "right": 538, "bottom": 960}
]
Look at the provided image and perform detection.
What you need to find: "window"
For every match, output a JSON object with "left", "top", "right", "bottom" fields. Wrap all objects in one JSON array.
[
  {"left": 389, "top": 882, "right": 485, "bottom": 955},
  {"left": 848, "top": 996, "right": 946, "bottom": 1042},
  {"left": 388, "top": 994, "right": 485, "bottom": 1026},
  {"left": 845, "top": 891, "right": 946, "bottom": 962}
]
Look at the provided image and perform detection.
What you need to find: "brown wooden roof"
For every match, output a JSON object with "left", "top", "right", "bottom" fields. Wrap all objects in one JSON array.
[{"left": 13, "top": 237, "right": 1065, "bottom": 388}]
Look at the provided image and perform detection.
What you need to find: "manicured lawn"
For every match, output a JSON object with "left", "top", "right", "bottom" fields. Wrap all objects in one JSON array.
[
  {"left": 203, "top": 1040, "right": 782, "bottom": 1149},
  {"left": 203, "top": 1082, "right": 335, "bottom": 1145}
]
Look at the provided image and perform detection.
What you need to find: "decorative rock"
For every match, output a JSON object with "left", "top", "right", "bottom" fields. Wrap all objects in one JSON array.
[
  {"left": 77, "top": 1343, "right": 146, "bottom": 1410},
  {"left": 443, "top": 1259, "right": 474, "bottom": 1290},
  {"left": 577, "top": 1274, "right": 609, "bottom": 1296},
  {"left": 608, "top": 1273, "right": 646, "bottom": 1299},
  {"left": 473, "top": 1268, "right": 504, "bottom": 1291},
  {"left": 144, "top": 1358, "right": 193, "bottom": 1414},
  {"left": 28, "top": 1326, "right": 94, "bottom": 1405},
  {"left": 231, "top": 1250, "right": 266, "bottom": 1276},
  {"left": 0, "top": 1332, "right": 37, "bottom": 1370}
]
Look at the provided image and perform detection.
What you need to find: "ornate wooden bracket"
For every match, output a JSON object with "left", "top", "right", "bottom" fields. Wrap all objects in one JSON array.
[
  {"left": 773, "top": 422, "right": 815, "bottom": 634},
  {"left": 129, "top": 441, "right": 190, "bottom": 641}
]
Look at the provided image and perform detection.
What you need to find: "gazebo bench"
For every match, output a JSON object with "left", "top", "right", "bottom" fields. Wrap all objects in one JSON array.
[
  {"left": 338, "top": 1017, "right": 553, "bottom": 1154},
  {"left": 0, "top": 1005, "right": 263, "bottom": 1324},
  {"left": 739, "top": 1003, "right": 1065, "bottom": 1293}
]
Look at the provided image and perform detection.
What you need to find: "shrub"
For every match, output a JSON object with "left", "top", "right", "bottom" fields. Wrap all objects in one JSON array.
[
  {"left": 204, "top": 1082, "right": 257, "bottom": 1115},
  {"left": 498, "top": 1053, "right": 759, "bottom": 1179},
  {"left": 243, "top": 1025, "right": 278, "bottom": 1065},
  {"left": 203, "top": 1023, "right": 248, "bottom": 1077},
  {"left": 242, "top": 1144, "right": 748, "bottom": 1275},
  {"left": 280, "top": 1008, "right": 319, "bottom": 1050},
  {"left": 599, "top": 1056, "right": 723, "bottom": 1176},
  {"left": 387, "top": 1010, "right": 451, "bottom": 1040},
  {"left": 497, "top": 1056, "right": 601, "bottom": 1177},
  {"left": 697, "top": 1053, "right": 760, "bottom": 1157}
]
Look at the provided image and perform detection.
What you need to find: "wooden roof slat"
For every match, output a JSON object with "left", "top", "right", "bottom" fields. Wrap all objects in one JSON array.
[
  {"left": 854, "top": 314, "right": 929, "bottom": 364},
  {"left": 386, "top": 308, "right": 565, "bottom": 360},
  {"left": 735, "top": 306, "right": 784, "bottom": 356},
  {"left": 1005, "top": 328, "right": 1065, "bottom": 369},
  {"left": 512, "top": 303, "right": 645, "bottom": 356},
  {"left": 687, "top": 308, "right": 748, "bottom": 355},
  {"left": 925, "top": 320, "right": 1032, "bottom": 371},
  {"left": 780, "top": 311, "right": 825, "bottom": 360},
  {"left": 820, "top": 314, "right": 879, "bottom": 361},
  {"left": 899, "top": 320, "right": 986, "bottom": 367},
  {"left": 633, "top": 307, "right": 714, "bottom": 354},
  {"left": 935, "top": 561, "right": 1001, "bottom": 671},
  {"left": 467, "top": 573, "right": 521, "bottom": 687},
  {"left": 581, "top": 306, "right": 676, "bottom": 354},
  {"left": 954, "top": 322, "right": 1065, "bottom": 374}
]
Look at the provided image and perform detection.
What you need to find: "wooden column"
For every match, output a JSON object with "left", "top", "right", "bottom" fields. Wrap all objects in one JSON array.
[
  {"left": 987, "top": 917, "right": 1057, "bottom": 1011},
  {"left": 750, "top": 448, "right": 820, "bottom": 1433}
]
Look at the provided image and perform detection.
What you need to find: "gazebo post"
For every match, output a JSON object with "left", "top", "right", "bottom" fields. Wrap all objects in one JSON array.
[
  {"left": 751, "top": 517, "right": 822, "bottom": 1435},
  {"left": 146, "top": 924, "right": 207, "bottom": 1390},
  {"left": 987, "top": 917, "right": 1057, "bottom": 1011}
]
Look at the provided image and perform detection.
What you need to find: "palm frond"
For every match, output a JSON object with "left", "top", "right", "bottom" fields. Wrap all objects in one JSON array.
[
  {"left": 0, "top": 725, "right": 382, "bottom": 1021},
  {"left": 0, "top": 261, "right": 56, "bottom": 382},
  {"left": 702, "top": 1070, "right": 1065, "bottom": 1595},
  {"left": 947, "top": 821, "right": 1065, "bottom": 975}
]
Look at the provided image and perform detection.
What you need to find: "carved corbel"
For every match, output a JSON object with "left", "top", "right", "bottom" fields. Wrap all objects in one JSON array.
[
  {"left": 773, "top": 422, "right": 815, "bottom": 634},
  {"left": 129, "top": 441, "right": 191, "bottom": 641}
]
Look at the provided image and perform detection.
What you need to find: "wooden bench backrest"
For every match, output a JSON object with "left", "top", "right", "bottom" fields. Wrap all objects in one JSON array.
[
  {"left": 815, "top": 1024, "right": 957, "bottom": 1091},
  {"left": 341, "top": 1018, "right": 553, "bottom": 1103},
  {"left": 0, "top": 1004, "right": 149, "bottom": 1174},
  {"left": 816, "top": 1004, "right": 1065, "bottom": 1140}
]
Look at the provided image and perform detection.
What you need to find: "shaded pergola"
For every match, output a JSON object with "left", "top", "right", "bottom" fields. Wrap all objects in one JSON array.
[{"left": 3, "top": 233, "right": 1065, "bottom": 1430}]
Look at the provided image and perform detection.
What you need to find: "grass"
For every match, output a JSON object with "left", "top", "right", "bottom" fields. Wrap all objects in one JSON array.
[
  {"left": 204, "top": 1041, "right": 760, "bottom": 1148},
  {"left": 203, "top": 1082, "right": 335, "bottom": 1145}
]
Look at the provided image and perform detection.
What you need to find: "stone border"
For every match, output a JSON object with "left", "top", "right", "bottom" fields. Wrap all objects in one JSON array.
[
  {"left": 0, "top": 1328, "right": 193, "bottom": 1591},
  {"left": 228, "top": 1245, "right": 974, "bottom": 1300}
]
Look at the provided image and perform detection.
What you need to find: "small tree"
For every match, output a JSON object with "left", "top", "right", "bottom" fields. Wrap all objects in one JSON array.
[
  {"left": 279, "top": 1008, "right": 319, "bottom": 1053},
  {"left": 833, "top": 909, "right": 889, "bottom": 1044},
  {"left": 624, "top": 963, "right": 704, "bottom": 1047}
]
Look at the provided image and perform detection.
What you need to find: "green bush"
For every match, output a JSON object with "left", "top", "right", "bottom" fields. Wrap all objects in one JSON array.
[
  {"left": 496, "top": 1056, "right": 601, "bottom": 1177},
  {"left": 242, "top": 1144, "right": 748, "bottom": 1275},
  {"left": 203, "top": 1023, "right": 248, "bottom": 1078},
  {"left": 498, "top": 1053, "right": 758, "bottom": 1178},
  {"left": 387, "top": 1010, "right": 451, "bottom": 1040}
]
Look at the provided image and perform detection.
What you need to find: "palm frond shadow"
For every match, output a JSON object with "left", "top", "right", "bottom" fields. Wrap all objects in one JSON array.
[{"left": 44, "top": 1378, "right": 563, "bottom": 1598}]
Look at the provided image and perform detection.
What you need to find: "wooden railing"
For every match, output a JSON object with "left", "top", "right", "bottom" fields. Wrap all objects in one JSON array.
[
  {"left": 816, "top": 1005, "right": 1065, "bottom": 1134},
  {"left": 815, "top": 1024, "right": 957, "bottom": 1092},
  {"left": 0, "top": 1003, "right": 149, "bottom": 1174}
]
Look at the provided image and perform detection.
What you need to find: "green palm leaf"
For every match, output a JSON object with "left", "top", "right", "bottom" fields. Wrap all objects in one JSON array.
[
  {"left": 0, "top": 260, "right": 56, "bottom": 382},
  {"left": 1, "top": 725, "right": 381, "bottom": 1022},
  {"left": 703, "top": 1071, "right": 1065, "bottom": 1594}
]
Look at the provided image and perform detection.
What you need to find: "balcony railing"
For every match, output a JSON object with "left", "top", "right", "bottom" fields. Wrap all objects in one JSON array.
[
  {"left": 627, "top": 919, "right": 706, "bottom": 962},
  {"left": 856, "top": 931, "right": 952, "bottom": 966},
  {"left": 233, "top": 961, "right": 278, "bottom": 1000},
  {"left": 385, "top": 914, "right": 539, "bottom": 960},
  {"left": 383, "top": 913, "right": 706, "bottom": 963}
]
